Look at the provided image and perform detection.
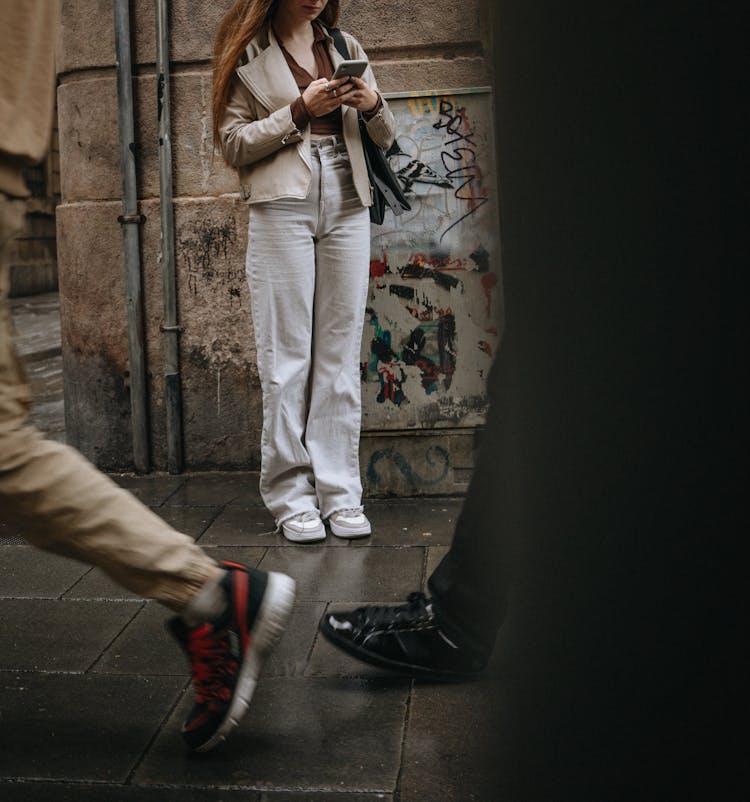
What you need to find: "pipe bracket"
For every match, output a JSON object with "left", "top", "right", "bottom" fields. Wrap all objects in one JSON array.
[{"left": 117, "top": 213, "right": 146, "bottom": 225}]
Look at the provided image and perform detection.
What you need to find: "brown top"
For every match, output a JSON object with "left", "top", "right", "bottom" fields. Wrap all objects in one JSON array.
[{"left": 277, "top": 23, "right": 381, "bottom": 136}]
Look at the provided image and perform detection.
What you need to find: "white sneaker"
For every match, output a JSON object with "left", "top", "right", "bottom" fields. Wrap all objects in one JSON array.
[
  {"left": 281, "top": 511, "right": 326, "bottom": 543},
  {"left": 328, "top": 507, "right": 372, "bottom": 539}
]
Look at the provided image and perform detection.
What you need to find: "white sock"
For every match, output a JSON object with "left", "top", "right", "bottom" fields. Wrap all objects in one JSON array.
[{"left": 181, "top": 571, "right": 228, "bottom": 627}]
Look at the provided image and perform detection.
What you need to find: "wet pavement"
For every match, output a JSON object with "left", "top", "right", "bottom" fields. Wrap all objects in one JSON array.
[
  {"left": 9, "top": 291, "right": 65, "bottom": 443},
  {"left": 1, "top": 293, "right": 499, "bottom": 801}
]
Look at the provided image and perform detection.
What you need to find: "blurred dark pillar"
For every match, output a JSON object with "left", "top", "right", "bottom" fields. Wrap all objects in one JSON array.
[{"left": 485, "top": 1, "right": 739, "bottom": 797}]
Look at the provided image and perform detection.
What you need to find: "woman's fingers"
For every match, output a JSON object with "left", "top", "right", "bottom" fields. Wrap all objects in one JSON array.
[{"left": 324, "top": 77, "right": 353, "bottom": 100}]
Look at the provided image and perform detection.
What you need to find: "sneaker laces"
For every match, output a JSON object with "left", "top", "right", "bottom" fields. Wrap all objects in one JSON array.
[
  {"left": 361, "top": 591, "right": 433, "bottom": 629},
  {"left": 290, "top": 511, "right": 320, "bottom": 523},
  {"left": 186, "top": 624, "right": 236, "bottom": 707},
  {"left": 333, "top": 506, "right": 364, "bottom": 519}
]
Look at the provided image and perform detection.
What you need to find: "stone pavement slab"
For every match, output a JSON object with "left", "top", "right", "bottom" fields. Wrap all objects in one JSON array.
[
  {"left": 257, "top": 544, "right": 425, "bottom": 602},
  {"left": 164, "top": 473, "right": 262, "bottom": 507},
  {"left": 0, "top": 674, "right": 185, "bottom": 782},
  {"left": 62, "top": 567, "right": 143, "bottom": 601},
  {"left": 262, "top": 600, "right": 327, "bottom": 678},
  {"left": 424, "top": 545, "right": 450, "bottom": 587},
  {"left": 0, "top": 547, "right": 88, "bottom": 598},
  {"left": 355, "top": 498, "right": 463, "bottom": 547},
  {"left": 0, "top": 599, "right": 139, "bottom": 672},
  {"left": 111, "top": 473, "right": 186, "bottom": 506},
  {"left": 147, "top": 504, "right": 222, "bottom": 538},
  {"left": 199, "top": 503, "right": 287, "bottom": 547},
  {"left": 91, "top": 602, "right": 186, "bottom": 676},
  {"left": 400, "top": 681, "right": 501, "bottom": 802},
  {"left": 133, "top": 678, "right": 408, "bottom": 793}
]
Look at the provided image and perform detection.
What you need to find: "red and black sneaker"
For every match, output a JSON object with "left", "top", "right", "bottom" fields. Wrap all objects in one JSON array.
[{"left": 168, "top": 560, "right": 295, "bottom": 752}]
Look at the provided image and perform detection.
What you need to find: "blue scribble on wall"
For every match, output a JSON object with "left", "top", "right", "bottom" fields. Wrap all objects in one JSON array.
[{"left": 367, "top": 446, "right": 450, "bottom": 487}]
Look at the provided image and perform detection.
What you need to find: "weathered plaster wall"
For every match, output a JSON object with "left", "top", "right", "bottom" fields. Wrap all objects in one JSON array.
[{"left": 56, "top": 0, "right": 493, "bottom": 491}]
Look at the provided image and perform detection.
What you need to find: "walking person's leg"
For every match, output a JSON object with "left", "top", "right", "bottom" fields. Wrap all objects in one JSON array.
[
  {"left": 1, "top": 196, "right": 295, "bottom": 750},
  {"left": 318, "top": 352, "right": 509, "bottom": 678},
  {"left": 426, "top": 354, "right": 510, "bottom": 659},
  {"left": 306, "top": 136, "right": 372, "bottom": 538}
]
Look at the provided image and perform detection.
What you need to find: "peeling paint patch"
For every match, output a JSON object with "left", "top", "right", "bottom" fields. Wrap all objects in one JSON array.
[
  {"left": 367, "top": 311, "right": 409, "bottom": 406},
  {"left": 400, "top": 258, "right": 463, "bottom": 291},
  {"left": 402, "top": 313, "right": 457, "bottom": 394},
  {"left": 389, "top": 284, "right": 415, "bottom": 300},
  {"left": 370, "top": 253, "right": 389, "bottom": 277},
  {"left": 365, "top": 307, "right": 456, "bottom": 403},
  {"left": 481, "top": 272, "right": 498, "bottom": 317},
  {"left": 470, "top": 244, "right": 490, "bottom": 272}
]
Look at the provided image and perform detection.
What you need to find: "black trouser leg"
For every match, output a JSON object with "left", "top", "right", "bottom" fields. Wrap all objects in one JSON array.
[{"left": 427, "top": 353, "right": 512, "bottom": 658}]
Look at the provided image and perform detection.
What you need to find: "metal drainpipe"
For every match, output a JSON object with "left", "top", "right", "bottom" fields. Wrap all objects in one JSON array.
[
  {"left": 114, "top": 0, "right": 150, "bottom": 472},
  {"left": 155, "top": 0, "right": 184, "bottom": 473}
]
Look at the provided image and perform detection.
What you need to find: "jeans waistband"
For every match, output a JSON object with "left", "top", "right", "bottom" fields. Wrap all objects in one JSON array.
[{"left": 311, "top": 134, "right": 344, "bottom": 151}]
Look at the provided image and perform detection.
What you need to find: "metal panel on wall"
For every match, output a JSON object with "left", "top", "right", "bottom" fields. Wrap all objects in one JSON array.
[{"left": 361, "top": 87, "right": 501, "bottom": 431}]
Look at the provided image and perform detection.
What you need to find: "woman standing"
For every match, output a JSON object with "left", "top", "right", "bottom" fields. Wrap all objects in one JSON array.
[{"left": 212, "top": 1, "right": 396, "bottom": 542}]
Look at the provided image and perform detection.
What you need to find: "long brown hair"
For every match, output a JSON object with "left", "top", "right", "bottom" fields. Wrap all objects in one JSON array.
[{"left": 212, "top": 0, "right": 341, "bottom": 156}]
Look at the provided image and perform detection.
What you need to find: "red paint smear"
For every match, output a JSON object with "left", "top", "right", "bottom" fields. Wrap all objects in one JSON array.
[
  {"left": 370, "top": 256, "right": 388, "bottom": 277},
  {"left": 485, "top": 327, "right": 498, "bottom": 336},
  {"left": 410, "top": 253, "right": 468, "bottom": 272},
  {"left": 478, "top": 340, "right": 493, "bottom": 358},
  {"left": 481, "top": 273, "right": 498, "bottom": 316}
]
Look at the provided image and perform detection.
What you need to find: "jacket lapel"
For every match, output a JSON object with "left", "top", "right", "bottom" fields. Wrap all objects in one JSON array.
[{"left": 236, "top": 28, "right": 301, "bottom": 112}]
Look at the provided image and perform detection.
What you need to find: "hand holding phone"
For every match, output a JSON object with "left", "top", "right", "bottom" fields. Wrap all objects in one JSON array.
[{"left": 331, "top": 59, "right": 368, "bottom": 81}]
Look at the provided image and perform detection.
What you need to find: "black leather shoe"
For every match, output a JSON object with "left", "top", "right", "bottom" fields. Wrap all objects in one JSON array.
[{"left": 319, "top": 592, "right": 487, "bottom": 680}]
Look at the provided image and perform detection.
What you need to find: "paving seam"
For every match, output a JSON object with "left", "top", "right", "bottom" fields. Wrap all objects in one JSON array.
[
  {"left": 58, "top": 564, "right": 96, "bottom": 598},
  {"left": 154, "top": 477, "right": 189, "bottom": 507},
  {"left": 123, "top": 678, "right": 191, "bottom": 786},
  {"left": 83, "top": 601, "right": 145, "bottom": 674},
  {"left": 392, "top": 678, "right": 415, "bottom": 801}
]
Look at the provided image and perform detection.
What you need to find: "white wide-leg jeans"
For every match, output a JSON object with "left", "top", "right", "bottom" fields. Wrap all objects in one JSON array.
[{"left": 246, "top": 135, "right": 371, "bottom": 527}]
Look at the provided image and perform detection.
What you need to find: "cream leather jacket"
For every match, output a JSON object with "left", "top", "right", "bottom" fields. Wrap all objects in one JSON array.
[{"left": 219, "top": 25, "right": 396, "bottom": 206}]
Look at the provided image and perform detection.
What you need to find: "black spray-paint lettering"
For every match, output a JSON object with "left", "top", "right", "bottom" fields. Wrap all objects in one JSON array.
[{"left": 434, "top": 99, "right": 489, "bottom": 241}]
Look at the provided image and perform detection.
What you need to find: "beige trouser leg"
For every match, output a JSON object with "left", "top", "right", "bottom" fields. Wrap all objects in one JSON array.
[{"left": 0, "top": 192, "right": 219, "bottom": 611}]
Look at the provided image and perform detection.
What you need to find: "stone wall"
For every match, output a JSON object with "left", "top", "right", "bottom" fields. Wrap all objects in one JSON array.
[{"left": 56, "top": 0, "right": 492, "bottom": 490}]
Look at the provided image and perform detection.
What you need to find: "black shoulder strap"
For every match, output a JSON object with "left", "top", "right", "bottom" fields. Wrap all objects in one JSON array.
[{"left": 326, "top": 26, "right": 351, "bottom": 61}]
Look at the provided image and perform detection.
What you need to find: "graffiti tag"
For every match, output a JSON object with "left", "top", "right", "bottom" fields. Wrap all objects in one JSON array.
[{"left": 434, "top": 99, "right": 489, "bottom": 242}]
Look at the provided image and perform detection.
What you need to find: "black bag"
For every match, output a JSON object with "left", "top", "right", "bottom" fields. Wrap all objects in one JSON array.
[
  {"left": 328, "top": 28, "right": 411, "bottom": 224},
  {"left": 359, "top": 118, "right": 410, "bottom": 224}
]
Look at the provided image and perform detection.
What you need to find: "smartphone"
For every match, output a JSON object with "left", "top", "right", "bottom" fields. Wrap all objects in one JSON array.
[{"left": 331, "top": 59, "right": 368, "bottom": 80}]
